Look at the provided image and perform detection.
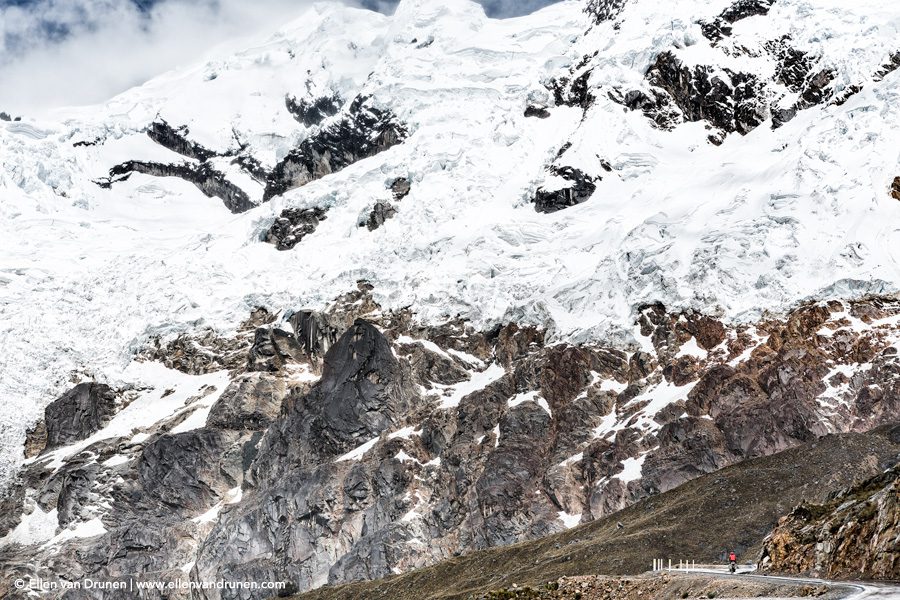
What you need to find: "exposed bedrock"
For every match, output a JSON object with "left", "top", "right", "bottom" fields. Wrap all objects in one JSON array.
[
  {"left": 533, "top": 166, "right": 598, "bottom": 213},
  {"left": 700, "top": 0, "right": 777, "bottom": 43},
  {"left": 389, "top": 177, "right": 411, "bottom": 201},
  {"left": 104, "top": 161, "right": 255, "bottom": 213},
  {"left": 146, "top": 120, "right": 216, "bottom": 162},
  {"left": 3, "top": 295, "right": 900, "bottom": 598},
  {"left": 362, "top": 177, "right": 411, "bottom": 231},
  {"left": 645, "top": 51, "right": 768, "bottom": 137},
  {"left": 194, "top": 320, "right": 421, "bottom": 596},
  {"left": 364, "top": 201, "right": 397, "bottom": 231},
  {"left": 584, "top": 0, "right": 628, "bottom": 24},
  {"left": 264, "top": 206, "right": 328, "bottom": 251},
  {"left": 760, "top": 447, "right": 900, "bottom": 580},
  {"left": 42, "top": 383, "right": 120, "bottom": 452},
  {"left": 285, "top": 93, "right": 343, "bottom": 127},
  {"left": 263, "top": 96, "right": 408, "bottom": 201}
]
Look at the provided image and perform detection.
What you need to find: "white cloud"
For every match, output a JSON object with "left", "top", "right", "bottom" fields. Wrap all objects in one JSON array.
[{"left": 0, "top": 0, "right": 327, "bottom": 113}]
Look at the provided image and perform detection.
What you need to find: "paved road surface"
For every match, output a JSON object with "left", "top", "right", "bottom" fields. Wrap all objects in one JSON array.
[{"left": 685, "top": 567, "right": 900, "bottom": 599}]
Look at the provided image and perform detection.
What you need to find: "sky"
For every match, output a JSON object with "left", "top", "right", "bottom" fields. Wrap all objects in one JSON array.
[{"left": 0, "top": 0, "right": 563, "bottom": 113}]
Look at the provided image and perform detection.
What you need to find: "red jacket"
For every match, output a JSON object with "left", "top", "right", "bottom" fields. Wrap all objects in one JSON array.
[{"left": 729, "top": 553, "right": 736, "bottom": 561}]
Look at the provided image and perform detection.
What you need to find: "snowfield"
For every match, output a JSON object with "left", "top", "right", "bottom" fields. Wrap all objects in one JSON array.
[{"left": 1, "top": 0, "right": 900, "bottom": 492}]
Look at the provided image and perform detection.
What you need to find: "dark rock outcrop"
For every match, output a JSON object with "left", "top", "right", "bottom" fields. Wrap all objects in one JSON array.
[
  {"left": 700, "top": 0, "right": 777, "bottom": 42},
  {"left": 585, "top": 0, "right": 627, "bottom": 23},
  {"left": 263, "top": 96, "right": 407, "bottom": 201},
  {"left": 891, "top": 176, "right": 900, "bottom": 200},
  {"left": 766, "top": 37, "right": 837, "bottom": 127},
  {"left": 103, "top": 160, "right": 255, "bottom": 213},
  {"left": 875, "top": 51, "right": 900, "bottom": 82},
  {"left": 533, "top": 166, "right": 597, "bottom": 213},
  {"left": 264, "top": 206, "right": 328, "bottom": 250},
  {"left": 95, "top": 119, "right": 266, "bottom": 213},
  {"left": 613, "top": 30, "right": 852, "bottom": 135},
  {"left": 285, "top": 94, "right": 343, "bottom": 127},
  {"left": 390, "top": 177, "right": 411, "bottom": 201},
  {"left": 365, "top": 201, "right": 397, "bottom": 231},
  {"left": 645, "top": 51, "right": 768, "bottom": 136},
  {"left": 260, "top": 319, "right": 418, "bottom": 469},
  {"left": 43, "top": 383, "right": 119, "bottom": 451},
  {"left": 524, "top": 105, "right": 551, "bottom": 118},
  {"left": 549, "top": 70, "right": 595, "bottom": 110},
  {"left": 146, "top": 121, "right": 216, "bottom": 162},
  {"left": 611, "top": 88, "right": 682, "bottom": 130}
]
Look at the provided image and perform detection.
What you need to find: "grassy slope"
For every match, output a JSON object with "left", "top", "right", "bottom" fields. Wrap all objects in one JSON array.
[{"left": 296, "top": 425, "right": 900, "bottom": 600}]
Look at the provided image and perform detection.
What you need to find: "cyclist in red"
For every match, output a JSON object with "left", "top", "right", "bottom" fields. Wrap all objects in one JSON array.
[
  {"left": 729, "top": 551, "right": 737, "bottom": 573},
  {"left": 729, "top": 551, "right": 736, "bottom": 562}
]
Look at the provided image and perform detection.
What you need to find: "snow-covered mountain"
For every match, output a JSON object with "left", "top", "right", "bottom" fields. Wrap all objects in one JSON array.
[{"left": 2, "top": 0, "right": 900, "bottom": 596}]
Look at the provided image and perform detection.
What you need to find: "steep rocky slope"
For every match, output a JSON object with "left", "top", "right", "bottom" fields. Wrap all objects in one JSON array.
[
  {"left": 2, "top": 288, "right": 899, "bottom": 598},
  {"left": 760, "top": 464, "right": 900, "bottom": 580},
  {"left": 291, "top": 425, "right": 900, "bottom": 600}
]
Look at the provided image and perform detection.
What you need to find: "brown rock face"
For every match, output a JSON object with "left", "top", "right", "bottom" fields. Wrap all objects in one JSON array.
[
  {"left": 23, "top": 420, "right": 48, "bottom": 458},
  {"left": 891, "top": 176, "right": 900, "bottom": 200},
  {"left": 760, "top": 451, "right": 900, "bottom": 580}
]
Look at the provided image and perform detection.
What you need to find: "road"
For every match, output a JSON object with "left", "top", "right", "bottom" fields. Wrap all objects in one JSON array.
[{"left": 684, "top": 567, "right": 900, "bottom": 599}]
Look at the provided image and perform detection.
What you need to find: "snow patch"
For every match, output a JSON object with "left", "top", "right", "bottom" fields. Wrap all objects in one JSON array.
[{"left": 557, "top": 511, "right": 582, "bottom": 529}]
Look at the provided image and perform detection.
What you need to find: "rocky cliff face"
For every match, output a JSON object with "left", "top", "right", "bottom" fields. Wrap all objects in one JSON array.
[
  {"left": 2, "top": 288, "right": 899, "bottom": 598},
  {"left": 760, "top": 461, "right": 900, "bottom": 580}
]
